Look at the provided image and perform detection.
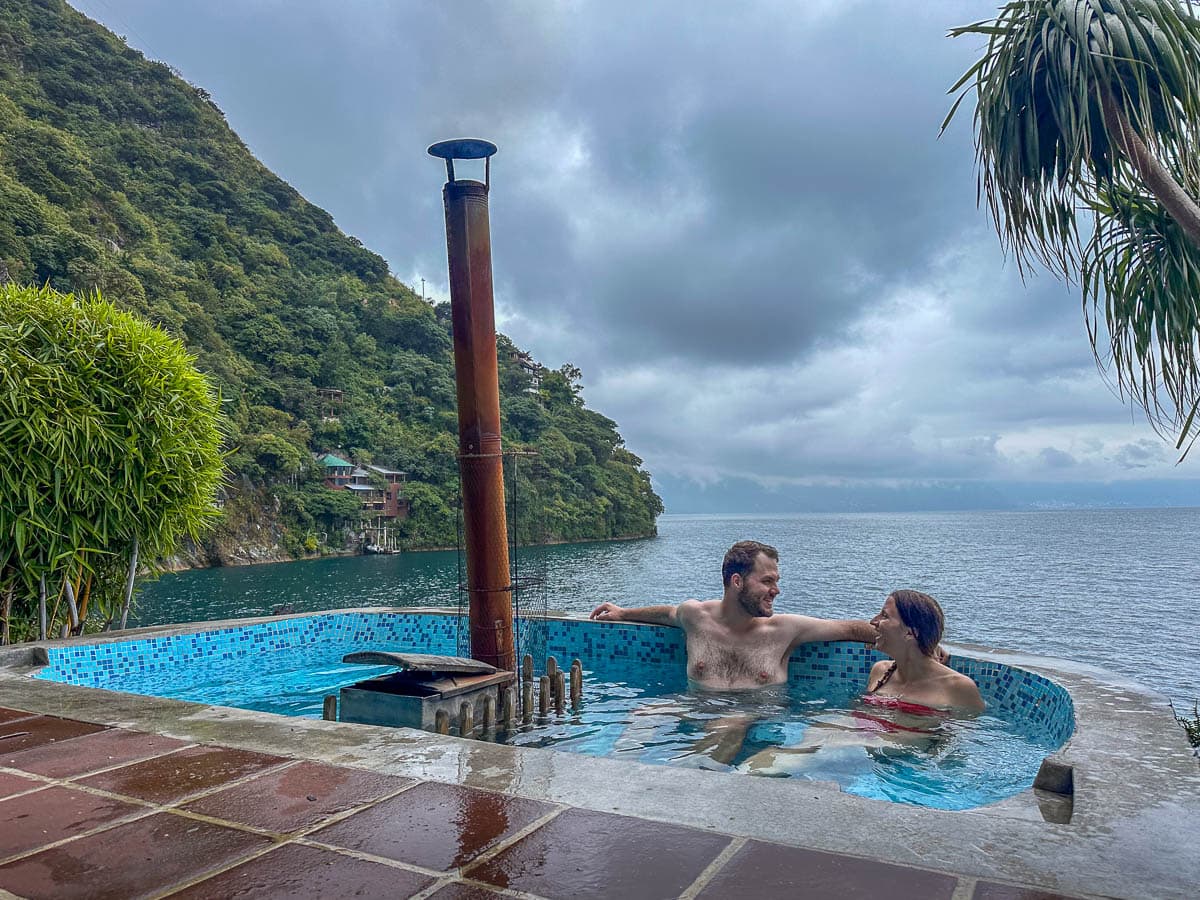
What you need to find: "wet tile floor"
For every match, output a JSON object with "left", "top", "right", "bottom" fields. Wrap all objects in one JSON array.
[{"left": 0, "top": 707, "right": 1092, "bottom": 899}]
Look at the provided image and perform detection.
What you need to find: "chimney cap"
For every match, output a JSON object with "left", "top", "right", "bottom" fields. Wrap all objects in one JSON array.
[{"left": 428, "top": 138, "right": 497, "bottom": 160}]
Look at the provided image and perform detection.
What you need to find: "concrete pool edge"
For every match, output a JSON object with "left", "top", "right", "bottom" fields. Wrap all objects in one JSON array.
[{"left": 1, "top": 610, "right": 1197, "bottom": 899}]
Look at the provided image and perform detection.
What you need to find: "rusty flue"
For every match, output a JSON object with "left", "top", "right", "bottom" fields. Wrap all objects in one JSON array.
[{"left": 429, "top": 138, "right": 514, "bottom": 671}]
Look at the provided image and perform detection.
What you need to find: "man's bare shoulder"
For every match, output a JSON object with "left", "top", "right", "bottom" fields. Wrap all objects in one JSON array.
[{"left": 676, "top": 598, "right": 720, "bottom": 625}]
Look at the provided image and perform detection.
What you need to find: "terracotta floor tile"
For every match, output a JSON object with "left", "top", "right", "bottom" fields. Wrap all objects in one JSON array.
[
  {"left": 0, "top": 811, "right": 270, "bottom": 899},
  {"left": 310, "top": 781, "right": 555, "bottom": 873},
  {"left": 0, "top": 770, "right": 43, "bottom": 799},
  {"left": 170, "top": 842, "right": 435, "bottom": 899},
  {"left": 973, "top": 882, "right": 1085, "bottom": 899},
  {"left": 467, "top": 807, "right": 731, "bottom": 900},
  {"left": 0, "top": 716, "right": 107, "bottom": 754},
  {"left": 2, "top": 728, "right": 188, "bottom": 779},
  {"left": 0, "top": 707, "right": 37, "bottom": 725},
  {"left": 0, "top": 785, "right": 142, "bottom": 858},
  {"left": 77, "top": 744, "right": 288, "bottom": 804},
  {"left": 182, "top": 761, "right": 413, "bottom": 833},
  {"left": 694, "top": 840, "right": 958, "bottom": 900}
]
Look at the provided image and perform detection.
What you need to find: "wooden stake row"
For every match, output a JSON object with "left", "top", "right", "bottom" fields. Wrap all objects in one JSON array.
[
  {"left": 431, "top": 687, "right": 514, "bottom": 736},
  {"left": 321, "top": 652, "right": 586, "bottom": 739},
  {"left": 521, "top": 653, "right": 584, "bottom": 719}
]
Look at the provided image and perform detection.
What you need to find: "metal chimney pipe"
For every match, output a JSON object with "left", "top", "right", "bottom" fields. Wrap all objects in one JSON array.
[{"left": 428, "top": 138, "right": 514, "bottom": 671}]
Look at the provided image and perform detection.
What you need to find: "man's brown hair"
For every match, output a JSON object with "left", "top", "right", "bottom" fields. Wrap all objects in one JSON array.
[{"left": 721, "top": 540, "right": 779, "bottom": 586}]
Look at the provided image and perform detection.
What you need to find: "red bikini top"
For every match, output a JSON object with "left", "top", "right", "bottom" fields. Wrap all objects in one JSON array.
[{"left": 859, "top": 693, "right": 948, "bottom": 718}]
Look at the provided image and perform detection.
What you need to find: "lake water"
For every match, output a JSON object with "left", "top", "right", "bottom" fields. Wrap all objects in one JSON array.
[{"left": 135, "top": 509, "right": 1199, "bottom": 709}]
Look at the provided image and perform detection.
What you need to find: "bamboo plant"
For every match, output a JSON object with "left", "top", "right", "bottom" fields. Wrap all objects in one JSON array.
[{"left": 0, "top": 283, "right": 225, "bottom": 641}]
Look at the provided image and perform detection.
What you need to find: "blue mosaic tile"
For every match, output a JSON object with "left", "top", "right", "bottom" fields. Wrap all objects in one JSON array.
[{"left": 35, "top": 612, "right": 1074, "bottom": 746}]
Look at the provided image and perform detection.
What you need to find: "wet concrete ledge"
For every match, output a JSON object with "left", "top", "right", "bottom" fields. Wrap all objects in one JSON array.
[{"left": 1, "top": 608, "right": 1197, "bottom": 899}]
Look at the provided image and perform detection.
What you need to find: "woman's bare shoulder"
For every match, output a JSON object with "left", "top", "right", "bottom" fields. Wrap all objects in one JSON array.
[{"left": 941, "top": 669, "right": 986, "bottom": 712}]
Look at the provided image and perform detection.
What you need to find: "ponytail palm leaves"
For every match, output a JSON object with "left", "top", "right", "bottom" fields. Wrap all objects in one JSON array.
[
  {"left": 1083, "top": 183, "right": 1200, "bottom": 449},
  {"left": 946, "top": 0, "right": 1200, "bottom": 451},
  {"left": 0, "top": 284, "right": 225, "bottom": 640}
]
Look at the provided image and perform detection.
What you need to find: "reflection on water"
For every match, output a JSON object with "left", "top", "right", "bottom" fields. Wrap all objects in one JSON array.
[{"left": 136, "top": 508, "right": 1200, "bottom": 707}]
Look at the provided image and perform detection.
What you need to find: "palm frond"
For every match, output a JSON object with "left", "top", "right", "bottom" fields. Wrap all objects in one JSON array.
[
  {"left": 947, "top": 0, "right": 1200, "bottom": 274},
  {"left": 1083, "top": 179, "right": 1200, "bottom": 452}
]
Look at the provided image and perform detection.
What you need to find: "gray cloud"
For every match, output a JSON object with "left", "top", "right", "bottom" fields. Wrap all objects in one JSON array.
[{"left": 69, "top": 0, "right": 1199, "bottom": 497}]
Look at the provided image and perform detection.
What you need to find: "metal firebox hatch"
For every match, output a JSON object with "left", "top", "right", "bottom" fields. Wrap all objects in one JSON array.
[{"left": 337, "top": 651, "right": 516, "bottom": 735}]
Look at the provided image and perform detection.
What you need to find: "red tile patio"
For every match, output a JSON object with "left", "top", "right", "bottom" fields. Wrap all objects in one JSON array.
[{"left": 0, "top": 706, "right": 1097, "bottom": 899}]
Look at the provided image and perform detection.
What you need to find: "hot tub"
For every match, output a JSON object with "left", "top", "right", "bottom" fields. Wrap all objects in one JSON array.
[{"left": 28, "top": 609, "right": 1073, "bottom": 810}]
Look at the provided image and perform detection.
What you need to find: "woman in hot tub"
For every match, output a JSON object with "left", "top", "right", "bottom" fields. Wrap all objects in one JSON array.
[{"left": 739, "top": 589, "right": 983, "bottom": 774}]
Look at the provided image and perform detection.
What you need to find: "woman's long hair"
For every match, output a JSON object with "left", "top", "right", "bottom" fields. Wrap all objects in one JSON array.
[{"left": 890, "top": 589, "right": 944, "bottom": 657}]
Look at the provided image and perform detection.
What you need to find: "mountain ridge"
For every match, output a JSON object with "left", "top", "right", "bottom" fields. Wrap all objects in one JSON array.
[{"left": 0, "top": 0, "right": 662, "bottom": 562}]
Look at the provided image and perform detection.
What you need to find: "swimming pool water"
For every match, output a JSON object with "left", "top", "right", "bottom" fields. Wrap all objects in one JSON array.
[
  {"left": 501, "top": 667, "right": 1060, "bottom": 810},
  {"left": 33, "top": 611, "right": 1072, "bottom": 810}
]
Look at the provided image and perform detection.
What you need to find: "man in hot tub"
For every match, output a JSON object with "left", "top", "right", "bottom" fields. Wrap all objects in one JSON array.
[
  {"left": 589, "top": 540, "right": 878, "bottom": 764},
  {"left": 590, "top": 540, "right": 876, "bottom": 690}
]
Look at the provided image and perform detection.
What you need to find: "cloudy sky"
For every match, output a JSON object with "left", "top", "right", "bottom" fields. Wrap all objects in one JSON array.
[{"left": 71, "top": 0, "right": 1200, "bottom": 508}]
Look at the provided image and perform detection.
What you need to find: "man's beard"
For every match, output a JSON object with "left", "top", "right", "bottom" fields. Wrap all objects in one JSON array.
[{"left": 738, "top": 583, "right": 772, "bottom": 618}]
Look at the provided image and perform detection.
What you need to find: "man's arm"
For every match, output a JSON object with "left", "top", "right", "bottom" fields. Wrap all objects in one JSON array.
[
  {"left": 784, "top": 615, "right": 875, "bottom": 650},
  {"left": 589, "top": 602, "right": 678, "bottom": 627}
]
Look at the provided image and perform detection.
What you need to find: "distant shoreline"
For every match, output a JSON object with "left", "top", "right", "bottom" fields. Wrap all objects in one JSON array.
[
  {"left": 158, "top": 529, "right": 658, "bottom": 573},
  {"left": 658, "top": 505, "right": 1200, "bottom": 516}
]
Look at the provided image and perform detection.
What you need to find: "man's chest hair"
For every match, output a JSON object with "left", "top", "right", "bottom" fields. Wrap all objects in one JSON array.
[{"left": 689, "top": 631, "right": 783, "bottom": 680}]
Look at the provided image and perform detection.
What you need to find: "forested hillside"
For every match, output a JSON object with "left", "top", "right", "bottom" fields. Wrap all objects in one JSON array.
[{"left": 0, "top": 0, "right": 661, "bottom": 559}]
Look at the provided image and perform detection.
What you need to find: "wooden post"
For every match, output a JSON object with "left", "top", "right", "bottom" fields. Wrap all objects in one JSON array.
[
  {"left": 435, "top": 710, "right": 450, "bottom": 734},
  {"left": 554, "top": 671, "right": 566, "bottom": 714},
  {"left": 522, "top": 680, "right": 534, "bottom": 723},
  {"left": 546, "top": 655, "right": 558, "bottom": 679},
  {"left": 570, "top": 661, "right": 582, "bottom": 707},
  {"left": 501, "top": 686, "right": 515, "bottom": 727},
  {"left": 521, "top": 653, "right": 534, "bottom": 718},
  {"left": 482, "top": 694, "right": 495, "bottom": 730},
  {"left": 458, "top": 701, "right": 473, "bottom": 736},
  {"left": 322, "top": 695, "right": 337, "bottom": 721},
  {"left": 538, "top": 675, "right": 550, "bottom": 715}
]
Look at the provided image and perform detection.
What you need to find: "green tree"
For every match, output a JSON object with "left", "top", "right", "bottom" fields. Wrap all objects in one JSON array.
[
  {"left": 947, "top": 0, "right": 1200, "bottom": 451},
  {"left": 0, "top": 284, "right": 225, "bottom": 640}
]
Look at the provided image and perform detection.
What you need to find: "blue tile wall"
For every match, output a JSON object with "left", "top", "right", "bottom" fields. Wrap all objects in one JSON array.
[
  {"left": 36, "top": 612, "right": 1073, "bottom": 746},
  {"left": 37, "top": 613, "right": 460, "bottom": 689}
]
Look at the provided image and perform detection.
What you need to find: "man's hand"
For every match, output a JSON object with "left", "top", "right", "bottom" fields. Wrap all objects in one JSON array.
[{"left": 589, "top": 602, "right": 625, "bottom": 621}]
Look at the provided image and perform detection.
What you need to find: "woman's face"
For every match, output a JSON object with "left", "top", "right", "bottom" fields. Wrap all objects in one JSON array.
[{"left": 870, "top": 595, "right": 910, "bottom": 657}]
